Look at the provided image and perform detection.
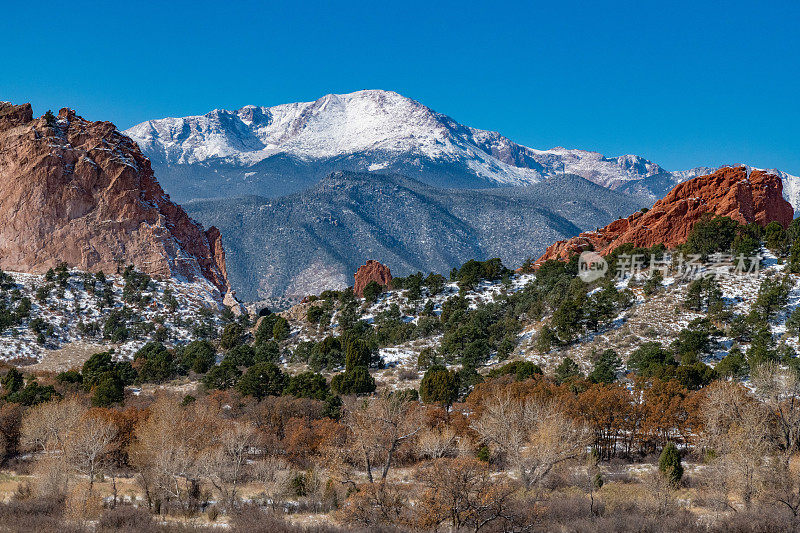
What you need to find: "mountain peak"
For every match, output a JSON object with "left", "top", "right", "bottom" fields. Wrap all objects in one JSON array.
[{"left": 124, "top": 91, "right": 800, "bottom": 209}]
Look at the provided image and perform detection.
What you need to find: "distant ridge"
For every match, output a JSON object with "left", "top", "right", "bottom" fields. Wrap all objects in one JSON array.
[{"left": 183, "top": 171, "right": 642, "bottom": 300}]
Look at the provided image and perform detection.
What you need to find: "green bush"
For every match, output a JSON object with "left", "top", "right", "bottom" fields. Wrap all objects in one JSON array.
[
  {"left": 285, "top": 372, "right": 329, "bottom": 400},
  {"left": 330, "top": 366, "right": 375, "bottom": 395},
  {"left": 658, "top": 442, "right": 683, "bottom": 486},
  {"left": 362, "top": 281, "right": 384, "bottom": 303},
  {"left": 236, "top": 363, "right": 287, "bottom": 399},
  {"left": 554, "top": 357, "right": 582, "bottom": 384},
  {"left": 202, "top": 359, "right": 242, "bottom": 390},
  {"left": 180, "top": 340, "right": 217, "bottom": 374},
  {"left": 588, "top": 349, "right": 622, "bottom": 384},
  {"left": 419, "top": 365, "right": 459, "bottom": 408},
  {"left": 91, "top": 372, "right": 125, "bottom": 407},
  {"left": 487, "top": 360, "right": 542, "bottom": 381},
  {"left": 134, "top": 342, "right": 178, "bottom": 383},
  {"left": 220, "top": 323, "right": 245, "bottom": 350}
]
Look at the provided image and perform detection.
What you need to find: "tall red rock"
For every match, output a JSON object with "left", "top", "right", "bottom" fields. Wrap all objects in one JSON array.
[
  {"left": 354, "top": 260, "right": 392, "bottom": 297},
  {"left": 0, "top": 102, "right": 230, "bottom": 294},
  {"left": 536, "top": 166, "right": 794, "bottom": 263}
]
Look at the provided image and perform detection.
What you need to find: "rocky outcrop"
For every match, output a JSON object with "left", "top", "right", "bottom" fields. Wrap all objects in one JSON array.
[
  {"left": 354, "top": 260, "right": 392, "bottom": 297},
  {"left": 0, "top": 102, "right": 231, "bottom": 294},
  {"left": 537, "top": 166, "right": 794, "bottom": 263}
]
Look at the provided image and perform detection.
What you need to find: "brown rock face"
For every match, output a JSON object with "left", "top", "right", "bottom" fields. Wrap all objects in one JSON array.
[
  {"left": 0, "top": 103, "right": 230, "bottom": 293},
  {"left": 537, "top": 166, "right": 794, "bottom": 263},
  {"left": 354, "top": 260, "right": 392, "bottom": 297}
]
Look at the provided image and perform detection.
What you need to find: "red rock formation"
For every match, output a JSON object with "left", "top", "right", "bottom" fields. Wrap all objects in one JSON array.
[
  {"left": 537, "top": 166, "right": 794, "bottom": 264},
  {"left": 0, "top": 103, "right": 230, "bottom": 294},
  {"left": 354, "top": 260, "right": 392, "bottom": 297}
]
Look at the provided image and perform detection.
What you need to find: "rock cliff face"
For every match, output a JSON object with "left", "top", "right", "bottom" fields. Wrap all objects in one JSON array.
[
  {"left": 0, "top": 103, "right": 230, "bottom": 294},
  {"left": 354, "top": 260, "right": 392, "bottom": 297},
  {"left": 537, "top": 166, "right": 794, "bottom": 263}
]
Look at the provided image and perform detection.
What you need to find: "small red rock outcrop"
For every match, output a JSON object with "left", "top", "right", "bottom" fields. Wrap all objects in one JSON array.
[
  {"left": 536, "top": 166, "right": 794, "bottom": 263},
  {"left": 0, "top": 103, "right": 230, "bottom": 294},
  {"left": 354, "top": 260, "right": 392, "bottom": 297}
]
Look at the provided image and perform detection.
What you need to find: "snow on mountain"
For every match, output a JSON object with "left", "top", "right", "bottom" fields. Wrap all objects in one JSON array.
[
  {"left": 125, "top": 90, "right": 666, "bottom": 195},
  {"left": 124, "top": 90, "right": 800, "bottom": 212}
]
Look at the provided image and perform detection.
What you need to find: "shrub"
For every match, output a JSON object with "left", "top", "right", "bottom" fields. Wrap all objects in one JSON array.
[
  {"left": 330, "top": 366, "right": 375, "bottom": 395},
  {"left": 362, "top": 281, "right": 383, "bottom": 303},
  {"left": 236, "top": 363, "right": 287, "bottom": 399},
  {"left": 180, "top": 340, "right": 216, "bottom": 374},
  {"left": 658, "top": 442, "right": 683, "bottom": 486},
  {"left": 487, "top": 360, "right": 542, "bottom": 381},
  {"left": 272, "top": 317, "right": 290, "bottom": 341},
  {"left": 285, "top": 372, "right": 329, "bottom": 400},
  {"left": 202, "top": 359, "right": 241, "bottom": 390},
  {"left": 134, "top": 342, "right": 177, "bottom": 383},
  {"left": 588, "top": 349, "right": 621, "bottom": 384},
  {"left": 554, "top": 357, "right": 582, "bottom": 384},
  {"left": 220, "top": 323, "right": 245, "bottom": 350},
  {"left": 419, "top": 365, "right": 459, "bottom": 408},
  {"left": 91, "top": 372, "right": 124, "bottom": 407}
]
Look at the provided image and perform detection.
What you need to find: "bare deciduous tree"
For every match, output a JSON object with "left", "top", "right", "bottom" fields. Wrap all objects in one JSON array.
[
  {"left": 129, "top": 395, "right": 213, "bottom": 513},
  {"left": 752, "top": 362, "right": 800, "bottom": 453},
  {"left": 199, "top": 419, "right": 258, "bottom": 509},
  {"left": 699, "top": 381, "right": 774, "bottom": 510},
  {"left": 20, "top": 395, "right": 85, "bottom": 453},
  {"left": 415, "top": 457, "right": 518, "bottom": 532},
  {"left": 416, "top": 425, "right": 458, "bottom": 459},
  {"left": 343, "top": 392, "right": 423, "bottom": 483},
  {"left": 471, "top": 389, "right": 591, "bottom": 488},
  {"left": 63, "top": 412, "right": 118, "bottom": 494}
]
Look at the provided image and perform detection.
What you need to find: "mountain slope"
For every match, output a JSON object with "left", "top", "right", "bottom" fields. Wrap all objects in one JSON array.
[
  {"left": 183, "top": 171, "right": 642, "bottom": 300},
  {"left": 126, "top": 90, "right": 674, "bottom": 202}
]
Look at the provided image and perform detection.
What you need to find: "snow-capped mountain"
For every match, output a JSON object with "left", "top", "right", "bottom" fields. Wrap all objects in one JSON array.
[
  {"left": 123, "top": 90, "right": 667, "bottom": 201},
  {"left": 124, "top": 89, "right": 800, "bottom": 210}
]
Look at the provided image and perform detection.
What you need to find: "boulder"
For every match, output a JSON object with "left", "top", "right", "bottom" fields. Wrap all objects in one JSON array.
[{"left": 354, "top": 260, "right": 392, "bottom": 297}]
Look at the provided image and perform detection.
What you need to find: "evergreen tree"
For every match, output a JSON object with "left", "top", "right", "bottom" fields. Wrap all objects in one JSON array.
[
  {"left": 419, "top": 365, "right": 459, "bottom": 408},
  {"left": 43, "top": 109, "right": 56, "bottom": 127},
  {"left": 82, "top": 351, "right": 116, "bottom": 389},
  {"left": 285, "top": 372, "right": 329, "bottom": 400},
  {"left": 236, "top": 362, "right": 287, "bottom": 399},
  {"left": 362, "top": 281, "right": 383, "bottom": 303},
  {"left": 134, "top": 342, "right": 177, "bottom": 383},
  {"left": 1, "top": 368, "right": 23, "bottom": 396},
  {"left": 202, "top": 359, "right": 241, "bottom": 390},
  {"left": 272, "top": 316, "right": 290, "bottom": 341},
  {"left": 330, "top": 366, "right": 375, "bottom": 395},
  {"left": 715, "top": 346, "right": 749, "bottom": 379},
  {"left": 180, "top": 340, "right": 216, "bottom": 374},
  {"left": 554, "top": 357, "right": 582, "bottom": 384},
  {"left": 658, "top": 442, "right": 683, "bottom": 487},
  {"left": 588, "top": 349, "right": 622, "bottom": 384},
  {"left": 91, "top": 372, "right": 124, "bottom": 407},
  {"left": 220, "top": 323, "right": 245, "bottom": 350}
]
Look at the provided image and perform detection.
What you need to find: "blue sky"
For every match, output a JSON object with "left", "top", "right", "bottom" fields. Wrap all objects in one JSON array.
[{"left": 2, "top": 0, "right": 798, "bottom": 174}]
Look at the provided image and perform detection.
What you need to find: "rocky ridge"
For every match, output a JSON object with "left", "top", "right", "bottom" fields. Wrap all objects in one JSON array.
[
  {"left": 0, "top": 103, "right": 231, "bottom": 297},
  {"left": 536, "top": 166, "right": 794, "bottom": 263}
]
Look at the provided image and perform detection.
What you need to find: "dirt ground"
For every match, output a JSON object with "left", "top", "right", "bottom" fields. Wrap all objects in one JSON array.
[{"left": 24, "top": 342, "right": 108, "bottom": 373}]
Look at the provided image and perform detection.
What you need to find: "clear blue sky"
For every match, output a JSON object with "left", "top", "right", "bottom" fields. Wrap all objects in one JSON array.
[{"left": 2, "top": 0, "right": 798, "bottom": 174}]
